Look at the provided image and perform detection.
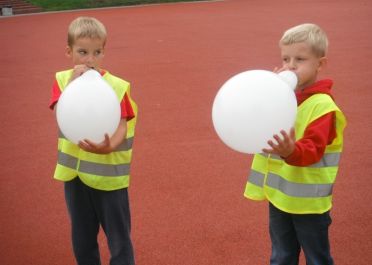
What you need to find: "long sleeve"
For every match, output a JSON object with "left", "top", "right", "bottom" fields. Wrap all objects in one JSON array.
[
  {"left": 49, "top": 79, "right": 61, "bottom": 110},
  {"left": 284, "top": 112, "right": 336, "bottom": 166}
]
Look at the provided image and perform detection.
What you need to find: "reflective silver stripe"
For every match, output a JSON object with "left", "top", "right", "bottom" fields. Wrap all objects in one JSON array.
[
  {"left": 262, "top": 153, "right": 341, "bottom": 168},
  {"left": 79, "top": 160, "right": 130, "bottom": 177},
  {"left": 309, "top": 153, "right": 340, "bottom": 168},
  {"left": 248, "top": 170, "right": 333, "bottom": 198},
  {"left": 248, "top": 170, "right": 265, "bottom": 187},
  {"left": 266, "top": 173, "right": 333, "bottom": 198},
  {"left": 58, "top": 150, "right": 130, "bottom": 177},
  {"left": 58, "top": 151, "right": 78, "bottom": 169},
  {"left": 116, "top": 137, "right": 134, "bottom": 151}
]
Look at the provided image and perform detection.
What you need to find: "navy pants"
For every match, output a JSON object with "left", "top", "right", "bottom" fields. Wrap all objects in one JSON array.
[
  {"left": 269, "top": 203, "right": 334, "bottom": 265},
  {"left": 64, "top": 177, "right": 135, "bottom": 265}
]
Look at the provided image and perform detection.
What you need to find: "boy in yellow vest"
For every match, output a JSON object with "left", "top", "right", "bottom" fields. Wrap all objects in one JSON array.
[
  {"left": 49, "top": 17, "right": 137, "bottom": 265},
  {"left": 244, "top": 23, "right": 346, "bottom": 264}
]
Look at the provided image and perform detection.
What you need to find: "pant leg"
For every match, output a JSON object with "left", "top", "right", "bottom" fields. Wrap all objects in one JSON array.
[
  {"left": 269, "top": 203, "right": 301, "bottom": 265},
  {"left": 64, "top": 178, "right": 101, "bottom": 265},
  {"left": 293, "top": 211, "right": 334, "bottom": 265},
  {"left": 92, "top": 188, "right": 135, "bottom": 265}
]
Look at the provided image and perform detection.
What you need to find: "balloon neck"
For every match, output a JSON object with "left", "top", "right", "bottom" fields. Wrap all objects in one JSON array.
[
  {"left": 277, "top": 70, "right": 298, "bottom": 90},
  {"left": 82, "top": 69, "right": 101, "bottom": 79}
]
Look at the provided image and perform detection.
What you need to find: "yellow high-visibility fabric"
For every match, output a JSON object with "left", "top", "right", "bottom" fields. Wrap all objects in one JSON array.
[
  {"left": 244, "top": 94, "right": 346, "bottom": 214},
  {"left": 53, "top": 69, "right": 137, "bottom": 191}
]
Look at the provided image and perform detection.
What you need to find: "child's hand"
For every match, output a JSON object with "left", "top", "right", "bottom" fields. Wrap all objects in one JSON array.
[
  {"left": 262, "top": 128, "right": 296, "bottom": 158},
  {"left": 78, "top": 120, "right": 127, "bottom": 154},
  {"left": 273, "top": 66, "right": 289, "bottom": 73},
  {"left": 69, "top": 64, "right": 92, "bottom": 83},
  {"left": 78, "top": 134, "right": 113, "bottom": 154}
]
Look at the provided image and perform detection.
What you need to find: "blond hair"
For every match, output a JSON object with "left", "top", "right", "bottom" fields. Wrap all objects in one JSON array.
[
  {"left": 67, "top": 16, "right": 107, "bottom": 47},
  {"left": 280, "top": 23, "right": 328, "bottom": 57}
]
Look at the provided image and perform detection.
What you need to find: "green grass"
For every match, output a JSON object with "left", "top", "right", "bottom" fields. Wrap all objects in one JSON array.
[{"left": 26, "top": 0, "right": 206, "bottom": 11}]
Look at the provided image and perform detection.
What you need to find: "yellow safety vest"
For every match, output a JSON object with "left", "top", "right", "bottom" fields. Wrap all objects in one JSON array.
[
  {"left": 53, "top": 69, "right": 138, "bottom": 191},
  {"left": 244, "top": 94, "right": 346, "bottom": 214}
]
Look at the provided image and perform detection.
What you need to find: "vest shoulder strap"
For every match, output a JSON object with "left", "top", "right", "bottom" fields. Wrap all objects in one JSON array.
[
  {"left": 56, "top": 69, "right": 73, "bottom": 91},
  {"left": 296, "top": 93, "right": 340, "bottom": 138},
  {"left": 55, "top": 70, "right": 129, "bottom": 102},
  {"left": 299, "top": 94, "right": 339, "bottom": 120},
  {"left": 103, "top": 71, "right": 130, "bottom": 101}
]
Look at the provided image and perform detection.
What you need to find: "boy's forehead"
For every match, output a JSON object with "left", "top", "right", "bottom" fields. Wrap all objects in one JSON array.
[
  {"left": 71, "top": 37, "right": 106, "bottom": 48},
  {"left": 280, "top": 42, "right": 314, "bottom": 54}
]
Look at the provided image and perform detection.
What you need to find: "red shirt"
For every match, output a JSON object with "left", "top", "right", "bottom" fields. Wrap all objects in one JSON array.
[
  {"left": 49, "top": 71, "right": 135, "bottom": 121},
  {"left": 284, "top": 79, "right": 336, "bottom": 166}
]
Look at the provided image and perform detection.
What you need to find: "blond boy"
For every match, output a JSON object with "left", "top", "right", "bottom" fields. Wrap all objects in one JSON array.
[
  {"left": 49, "top": 17, "right": 137, "bottom": 265},
  {"left": 244, "top": 23, "right": 346, "bottom": 265}
]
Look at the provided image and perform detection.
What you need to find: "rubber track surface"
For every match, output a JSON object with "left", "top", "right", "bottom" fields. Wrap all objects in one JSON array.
[{"left": 0, "top": 1, "right": 371, "bottom": 264}]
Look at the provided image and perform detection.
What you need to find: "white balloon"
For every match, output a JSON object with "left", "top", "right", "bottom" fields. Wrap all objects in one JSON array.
[
  {"left": 56, "top": 70, "right": 121, "bottom": 144},
  {"left": 212, "top": 70, "right": 297, "bottom": 154},
  {"left": 278, "top": 70, "right": 298, "bottom": 90}
]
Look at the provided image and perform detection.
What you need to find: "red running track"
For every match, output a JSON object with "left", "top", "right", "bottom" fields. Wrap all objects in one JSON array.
[{"left": 0, "top": 0, "right": 371, "bottom": 264}]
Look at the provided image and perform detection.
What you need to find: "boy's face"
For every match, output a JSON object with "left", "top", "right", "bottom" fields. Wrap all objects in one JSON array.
[
  {"left": 280, "top": 42, "right": 327, "bottom": 90},
  {"left": 66, "top": 37, "right": 105, "bottom": 70}
]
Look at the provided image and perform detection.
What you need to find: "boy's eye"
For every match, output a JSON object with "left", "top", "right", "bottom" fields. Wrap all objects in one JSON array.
[
  {"left": 95, "top": 50, "right": 102, "bottom": 56},
  {"left": 78, "top": 50, "right": 87, "bottom": 55}
]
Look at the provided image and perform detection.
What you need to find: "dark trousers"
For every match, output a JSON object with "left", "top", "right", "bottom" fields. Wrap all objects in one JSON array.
[
  {"left": 64, "top": 177, "right": 135, "bottom": 265},
  {"left": 269, "top": 203, "right": 334, "bottom": 265}
]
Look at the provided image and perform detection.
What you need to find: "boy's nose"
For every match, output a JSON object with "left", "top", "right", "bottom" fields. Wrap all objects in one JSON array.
[
  {"left": 288, "top": 61, "right": 297, "bottom": 70},
  {"left": 85, "top": 54, "right": 95, "bottom": 63}
]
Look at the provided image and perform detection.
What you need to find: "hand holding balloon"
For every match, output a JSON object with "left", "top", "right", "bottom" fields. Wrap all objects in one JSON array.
[
  {"left": 78, "top": 119, "right": 127, "bottom": 154},
  {"left": 78, "top": 133, "right": 112, "bottom": 154},
  {"left": 262, "top": 128, "right": 296, "bottom": 157},
  {"left": 69, "top": 64, "right": 95, "bottom": 83}
]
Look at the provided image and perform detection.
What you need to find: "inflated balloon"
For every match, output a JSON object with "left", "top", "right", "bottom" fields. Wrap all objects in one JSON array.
[
  {"left": 277, "top": 70, "right": 298, "bottom": 89},
  {"left": 212, "top": 70, "right": 297, "bottom": 154},
  {"left": 56, "top": 70, "right": 121, "bottom": 144}
]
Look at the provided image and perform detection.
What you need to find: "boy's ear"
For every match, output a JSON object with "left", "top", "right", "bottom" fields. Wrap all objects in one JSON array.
[
  {"left": 65, "top": 46, "right": 72, "bottom": 58},
  {"left": 317, "top": 57, "right": 328, "bottom": 72}
]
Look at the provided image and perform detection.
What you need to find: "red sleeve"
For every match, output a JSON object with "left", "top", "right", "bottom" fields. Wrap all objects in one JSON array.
[
  {"left": 49, "top": 79, "right": 61, "bottom": 110},
  {"left": 121, "top": 93, "right": 135, "bottom": 121},
  {"left": 284, "top": 112, "right": 336, "bottom": 166}
]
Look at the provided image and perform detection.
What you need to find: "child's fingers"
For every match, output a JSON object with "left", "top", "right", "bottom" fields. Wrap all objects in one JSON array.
[{"left": 273, "top": 134, "right": 283, "bottom": 145}]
